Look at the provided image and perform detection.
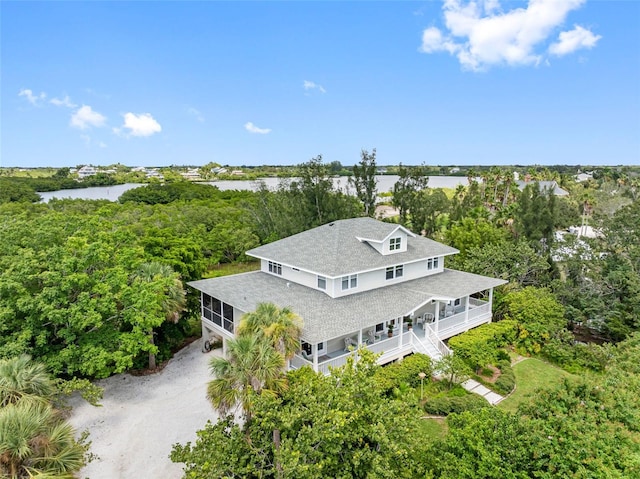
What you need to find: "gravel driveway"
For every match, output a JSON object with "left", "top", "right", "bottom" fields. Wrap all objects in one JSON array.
[{"left": 68, "top": 340, "right": 220, "bottom": 479}]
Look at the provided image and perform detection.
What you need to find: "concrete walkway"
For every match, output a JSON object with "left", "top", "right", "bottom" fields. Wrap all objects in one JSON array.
[{"left": 461, "top": 379, "right": 505, "bottom": 405}]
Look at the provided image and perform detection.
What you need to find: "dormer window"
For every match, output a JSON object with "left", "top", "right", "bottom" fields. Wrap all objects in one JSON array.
[
  {"left": 389, "top": 237, "right": 402, "bottom": 251},
  {"left": 268, "top": 261, "right": 282, "bottom": 275},
  {"left": 317, "top": 276, "right": 326, "bottom": 290}
]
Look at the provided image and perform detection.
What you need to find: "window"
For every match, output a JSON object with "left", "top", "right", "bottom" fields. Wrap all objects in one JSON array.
[
  {"left": 202, "top": 294, "right": 233, "bottom": 331},
  {"left": 268, "top": 261, "right": 282, "bottom": 275},
  {"left": 454, "top": 298, "right": 461, "bottom": 307},
  {"left": 317, "top": 276, "right": 326, "bottom": 290},
  {"left": 386, "top": 265, "right": 403, "bottom": 280},
  {"left": 341, "top": 274, "right": 358, "bottom": 291},
  {"left": 389, "top": 237, "right": 402, "bottom": 251},
  {"left": 427, "top": 257, "right": 440, "bottom": 271}
]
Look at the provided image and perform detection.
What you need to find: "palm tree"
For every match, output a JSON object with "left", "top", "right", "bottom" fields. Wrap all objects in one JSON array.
[
  {"left": 0, "top": 399, "right": 85, "bottom": 479},
  {"left": 207, "top": 334, "right": 285, "bottom": 422},
  {"left": 0, "top": 355, "right": 54, "bottom": 408},
  {"left": 132, "top": 262, "right": 187, "bottom": 369},
  {"left": 238, "top": 303, "right": 303, "bottom": 369}
]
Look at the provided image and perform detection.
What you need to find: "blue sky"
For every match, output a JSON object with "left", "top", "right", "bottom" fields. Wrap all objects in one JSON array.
[{"left": 2, "top": 1, "right": 639, "bottom": 168}]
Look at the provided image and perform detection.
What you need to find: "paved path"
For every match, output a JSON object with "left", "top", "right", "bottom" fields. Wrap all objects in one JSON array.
[{"left": 462, "top": 379, "right": 505, "bottom": 405}]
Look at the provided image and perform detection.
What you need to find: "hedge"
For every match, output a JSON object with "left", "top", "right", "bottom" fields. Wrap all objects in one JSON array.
[{"left": 448, "top": 320, "right": 517, "bottom": 371}]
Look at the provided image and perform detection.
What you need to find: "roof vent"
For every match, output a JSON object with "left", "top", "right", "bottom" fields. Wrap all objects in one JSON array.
[
  {"left": 286, "top": 282, "right": 290, "bottom": 288},
  {"left": 329, "top": 222, "right": 334, "bottom": 226}
]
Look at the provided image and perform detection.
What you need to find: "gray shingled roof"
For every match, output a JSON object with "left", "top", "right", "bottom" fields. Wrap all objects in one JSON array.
[
  {"left": 516, "top": 180, "right": 569, "bottom": 196},
  {"left": 188, "top": 269, "right": 506, "bottom": 344},
  {"left": 246, "top": 217, "right": 458, "bottom": 277}
]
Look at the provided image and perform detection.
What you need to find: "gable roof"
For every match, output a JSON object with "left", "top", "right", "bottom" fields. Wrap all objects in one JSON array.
[
  {"left": 516, "top": 180, "right": 569, "bottom": 196},
  {"left": 246, "top": 217, "right": 458, "bottom": 278},
  {"left": 189, "top": 269, "right": 507, "bottom": 343}
]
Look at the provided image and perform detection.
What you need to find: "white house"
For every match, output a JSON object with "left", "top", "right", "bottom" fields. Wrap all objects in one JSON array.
[{"left": 189, "top": 218, "right": 507, "bottom": 374}]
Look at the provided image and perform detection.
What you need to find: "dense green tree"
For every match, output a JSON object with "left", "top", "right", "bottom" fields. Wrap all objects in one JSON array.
[
  {"left": 174, "top": 350, "right": 428, "bottom": 479},
  {"left": 131, "top": 262, "right": 187, "bottom": 369},
  {"left": 515, "top": 183, "right": 556, "bottom": 249},
  {"left": 349, "top": 148, "right": 378, "bottom": 217},
  {"left": 445, "top": 218, "right": 508, "bottom": 263},
  {"left": 501, "top": 287, "right": 566, "bottom": 354},
  {"left": 392, "top": 163, "right": 429, "bottom": 224},
  {"left": 410, "top": 188, "right": 450, "bottom": 237}
]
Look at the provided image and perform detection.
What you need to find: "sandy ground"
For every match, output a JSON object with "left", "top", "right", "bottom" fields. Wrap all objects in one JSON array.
[{"left": 68, "top": 340, "right": 220, "bottom": 479}]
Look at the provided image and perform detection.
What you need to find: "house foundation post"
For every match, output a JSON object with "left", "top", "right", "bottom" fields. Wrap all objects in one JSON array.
[
  {"left": 464, "top": 295, "right": 470, "bottom": 328},
  {"left": 312, "top": 343, "right": 319, "bottom": 372},
  {"left": 488, "top": 288, "right": 494, "bottom": 323}
]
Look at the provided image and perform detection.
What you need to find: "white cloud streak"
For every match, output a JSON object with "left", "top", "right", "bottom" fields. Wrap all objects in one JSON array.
[
  {"left": 303, "top": 80, "right": 326, "bottom": 94},
  {"left": 420, "top": 0, "right": 600, "bottom": 71},
  {"left": 120, "top": 112, "right": 162, "bottom": 137},
  {"left": 244, "top": 122, "right": 271, "bottom": 134},
  {"left": 50, "top": 95, "right": 77, "bottom": 108},
  {"left": 187, "top": 107, "right": 205, "bottom": 122},
  {"left": 70, "top": 105, "right": 107, "bottom": 129},
  {"left": 18, "top": 88, "right": 46, "bottom": 106},
  {"left": 549, "top": 25, "right": 601, "bottom": 56}
]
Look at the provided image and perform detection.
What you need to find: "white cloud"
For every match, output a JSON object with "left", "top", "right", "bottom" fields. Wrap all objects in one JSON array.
[
  {"left": 98, "top": 141, "right": 107, "bottom": 148},
  {"left": 420, "top": 0, "right": 597, "bottom": 71},
  {"left": 549, "top": 25, "right": 601, "bottom": 56},
  {"left": 303, "top": 80, "right": 326, "bottom": 94},
  {"left": 50, "top": 95, "right": 77, "bottom": 108},
  {"left": 244, "top": 122, "right": 271, "bottom": 134},
  {"left": 187, "top": 107, "right": 205, "bottom": 122},
  {"left": 120, "top": 112, "right": 162, "bottom": 137},
  {"left": 18, "top": 88, "right": 46, "bottom": 106},
  {"left": 70, "top": 105, "right": 107, "bottom": 129}
]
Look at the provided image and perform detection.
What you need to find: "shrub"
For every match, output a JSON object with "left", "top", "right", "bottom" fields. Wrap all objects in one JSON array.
[
  {"left": 493, "top": 360, "right": 516, "bottom": 396},
  {"left": 373, "top": 354, "right": 433, "bottom": 395},
  {"left": 424, "top": 393, "right": 489, "bottom": 416},
  {"left": 448, "top": 321, "right": 517, "bottom": 371}
]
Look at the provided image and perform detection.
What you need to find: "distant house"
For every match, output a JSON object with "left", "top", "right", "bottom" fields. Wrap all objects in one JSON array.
[
  {"left": 181, "top": 169, "right": 201, "bottom": 180},
  {"left": 516, "top": 180, "right": 569, "bottom": 196},
  {"left": 575, "top": 172, "right": 594, "bottom": 183},
  {"left": 77, "top": 166, "right": 97, "bottom": 179},
  {"left": 230, "top": 170, "right": 245, "bottom": 176},
  {"left": 189, "top": 218, "right": 506, "bottom": 374}
]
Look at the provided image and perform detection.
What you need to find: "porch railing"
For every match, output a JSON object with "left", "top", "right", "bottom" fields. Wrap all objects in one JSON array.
[
  {"left": 437, "top": 303, "right": 492, "bottom": 339},
  {"left": 424, "top": 324, "right": 451, "bottom": 358}
]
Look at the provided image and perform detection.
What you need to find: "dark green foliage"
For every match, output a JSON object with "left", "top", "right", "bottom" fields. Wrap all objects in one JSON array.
[
  {"left": 448, "top": 321, "right": 517, "bottom": 372},
  {"left": 501, "top": 287, "right": 566, "bottom": 354},
  {"left": 0, "top": 179, "right": 41, "bottom": 203},
  {"left": 372, "top": 353, "right": 433, "bottom": 395},
  {"left": 423, "top": 392, "right": 488, "bottom": 416},
  {"left": 0, "top": 197, "right": 255, "bottom": 379},
  {"left": 392, "top": 163, "right": 429, "bottom": 225},
  {"left": 515, "top": 182, "right": 556, "bottom": 250},
  {"left": 172, "top": 350, "right": 430, "bottom": 479},
  {"left": 350, "top": 148, "right": 378, "bottom": 217},
  {"left": 118, "top": 181, "right": 232, "bottom": 204}
]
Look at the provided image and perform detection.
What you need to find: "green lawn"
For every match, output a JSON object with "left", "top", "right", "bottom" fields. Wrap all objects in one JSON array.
[
  {"left": 416, "top": 416, "right": 448, "bottom": 441},
  {"left": 498, "top": 358, "right": 573, "bottom": 412}
]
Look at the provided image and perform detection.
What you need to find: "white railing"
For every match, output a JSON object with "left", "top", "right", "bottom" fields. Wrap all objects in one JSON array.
[
  {"left": 469, "top": 297, "right": 488, "bottom": 308},
  {"left": 409, "top": 331, "right": 431, "bottom": 356},
  {"left": 318, "top": 354, "right": 353, "bottom": 375},
  {"left": 291, "top": 354, "right": 313, "bottom": 370},
  {"left": 437, "top": 304, "right": 492, "bottom": 339},
  {"left": 424, "top": 324, "right": 451, "bottom": 357}
]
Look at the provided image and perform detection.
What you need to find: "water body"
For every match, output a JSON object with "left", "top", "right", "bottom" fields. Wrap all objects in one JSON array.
[{"left": 38, "top": 176, "right": 468, "bottom": 202}]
